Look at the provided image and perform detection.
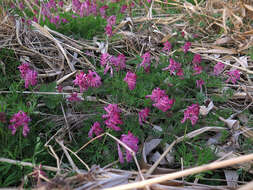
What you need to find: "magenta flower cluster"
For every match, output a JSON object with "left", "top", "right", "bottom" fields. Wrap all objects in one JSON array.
[
  {"left": 226, "top": 69, "right": 240, "bottom": 84},
  {"left": 162, "top": 58, "right": 183, "bottom": 77},
  {"left": 163, "top": 41, "right": 172, "bottom": 53},
  {"left": 72, "top": 0, "right": 97, "bottom": 17},
  {"left": 18, "top": 62, "right": 38, "bottom": 89},
  {"left": 182, "top": 42, "right": 191, "bottom": 53},
  {"left": 89, "top": 103, "right": 139, "bottom": 163},
  {"left": 213, "top": 62, "right": 225, "bottom": 76},
  {"left": 105, "top": 15, "right": 116, "bottom": 36},
  {"left": 190, "top": 54, "right": 204, "bottom": 87},
  {"left": 138, "top": 108, "right": 150, "bottom": 125},
  {"left": 40, "top": 0, "right": 69, "bottom": 26},
  {"left": 99, "top": 5, "right": 108, "bottom": 18},
  {"left": 146, "top": 88, "right": 174, "bottom": 112},
  {"left": 25, "top": 0, "right": 131, "bottom": 28},
  {"left": 73, "top": 70, "right": 102, "bottom": 93},
  {"left": 124, "top": 71, "right": 137, "bottom": 90},
  {"left": 181, "top": 104, "right": 200, "bottom": 126},
  {"left": 88, "top": 122, "right": 104, "bottom": 138},
  {"left": 9, "top": 111, "right": 31, "bottom": 137},
  {"left": 100, "top": 53, "right": 126, "bottom": 76},
  {"left": 117, "top": 131, "right": 139, "bottom": 163},
  {"left": 67, "top": 92, "right": 83, "bottom": 102},
  {"left": 196, "top": 79, "right": 205, "bottom": 89},
  {"left": 192, "top": 54, "right": 203, "bottom": 75},
  {"left": 140, "top": 52, "right": 151, "bottom": 72},
  {"left": 192, "top": 54, "right": 201, "bottom": 65},
  {"left": 102, "top": 104, "right": 123, "bottom": 131}
]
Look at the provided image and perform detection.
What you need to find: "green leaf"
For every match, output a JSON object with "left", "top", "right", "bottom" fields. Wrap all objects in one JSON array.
[
  {"left": 42, "top": 94, "right": 62, "bottom": 109},
  {"left": 40, "top": 82, "right": 57, "bottom": 92},
  {"left": 3, "top": 169, "right": 19, "bottom": 186},
  {"left": 0, "top": 164, "right": 12, "bottom": 176}
]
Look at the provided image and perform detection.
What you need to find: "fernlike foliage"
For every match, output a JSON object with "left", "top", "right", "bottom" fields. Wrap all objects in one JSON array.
[{"left": 0, "top": 0, "right": 247, "bottom": 187}]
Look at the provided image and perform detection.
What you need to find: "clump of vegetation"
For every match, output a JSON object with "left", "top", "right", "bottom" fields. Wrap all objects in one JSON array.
[{"left": 0, "top": 0, "right": 253, "bottom": 189}]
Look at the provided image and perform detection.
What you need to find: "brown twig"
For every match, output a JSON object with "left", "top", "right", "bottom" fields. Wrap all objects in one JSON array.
[
  {"left": 104, "top": 153, "right": 253, "bottom": 190},
  {"left": 56, "top": 139, "right": 80, "bottom": 173},
  {"left": 0, "top": 157, "right": 59, "bottom": 172}
]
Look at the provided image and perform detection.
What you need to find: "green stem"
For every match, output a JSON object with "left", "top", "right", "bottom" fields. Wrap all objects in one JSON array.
[
  {"left": 19, "top": 129, "right": 22, "bottom": 158},
  {"left": 183, "top": 121, "right": 188, "bottom": 140}
]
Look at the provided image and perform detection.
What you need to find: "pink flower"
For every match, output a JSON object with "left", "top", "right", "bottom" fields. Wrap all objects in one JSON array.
[
  {"left": 162, "top": 41, "right": 172, "bottom": 53},
  {"left": 73, "top": 71, "right": 89, "bottom": 93},
  {"left": 213, "top": 62, "right": 225, "bottom": 76},
  {"left": 32, "top": 164, "right": 47, "bottom": 181},
  {"left": 138, "top": 108, "right": 149, "bottom": 125},
  {"left": 146, "top": 87, "right": 166, "bottom": 102},
  {"left": 9, "top": 111, "right": 31, "bottom": 137},
  {"left": 50, "top": 15, "right": 61, "bottom": 26},
  {"left": 162, "top": 58, "right": 182, "bottom": 76},
  {"left": 182, "top": 42, "right": 191, "bottom": 53},
  {"left": 48, "top": 0, "right": 57, "bottom": 10},
  {"left": 90, "top": 1, "right": 97, "bottom": 16},
  {"left": 140, "top": 52, "right": 151, "bottom": 72},
  {"left": 193, "top": 64, "right": 203, "bottom": 75},
  {"left": 105, "top": 24, "right": 113, "bottom": 36},
  {"left": 176, "top": 68, "right": 184, "bottom": 77},
  {"left": 24, "top": 70, "right": 38, "bottom": 89},
  {"left": 196, "top": 79, "right": 204, "bottom": 88},
  {"left": 146, "top": 88, "right": 174, "bottom": 112},
  {"left": 100, "top": 53, "right": 110, "bottom": 66},
  {"left": 102, "top": 104, "right": 123, "bottom": 131},
  {"left": 226, "top": 69, "right": 240, "bottom": 84},
  {"left": 120, "top": 4, "right": 127, "bottom": 13},
  {"left": 193, "top": 34, "right": 198, "bottom": 39},
  {"left": 61, "top": 18, "right": 68, "bottom": 23},
  {"left": 88, "top": 122, "right": 104, "bottom": 138},
  {"left": 100, "top": 53, "right": 126, "bottom": 76},
  {"left": 147, "top": 0, "right": 152, "bottom": 3},
  {"left": 57, "top": 85, "right": 63, "bottom": 92},
  {"left": 124, "top": 71, "right": 137, "bottom": 90},
  {"left": 72, "top": 0, "right": 96, "bottom": 17},
  {"left": 58, "top": 1, "right": 64, "bottom": 7},
  {"left": 19, "top": 2, "right": 24, "bottom": 10},
  {"left": 18, "top": 63, "right": 30, "bottom": 79},
  {"left": 111, "top": 54, "right": 126, "bottom": 71},
  {"left": 192, "top": 54, "right": 201, "bottom": 64},
  {"left": 74, "top": 70, "right": 102, "bottom": 92},
  {"left": 100, "top": 5, "right": 108, "bottom": 18},
  {"left": 117, "top": 131, "right": 139, "bottom": 163},
  {"left": 103, "top": 16, "right": 116, "bottom": 33},
  {"left": 181, "top": 104, "right": 200, "bottom": 126},
  {"left": 10, "top": 3, "right": 16, "bottom": 9},
  {"left": 104, "top": 63, "right": 114, "bottom": 76},
  {"left": 86, "top": 70, "right": 102, "bottom": 88},
  {"left": 33, "top": 16, "right": 38, "bottom": 23},
  {"left": 107, "top": 15, "right": 116, "bottom": 25},
  {"left": 67, "top": 92, "right": 82, "bottom": 102},
  {"left": 80, "top": 2, "right": 88, "bottom": 17},
  {"left": 18, "top": 63, "right": 38, "bottom": 89},
  {"left": 153, "top": 96, "right": 174, "bottom": 112}
]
